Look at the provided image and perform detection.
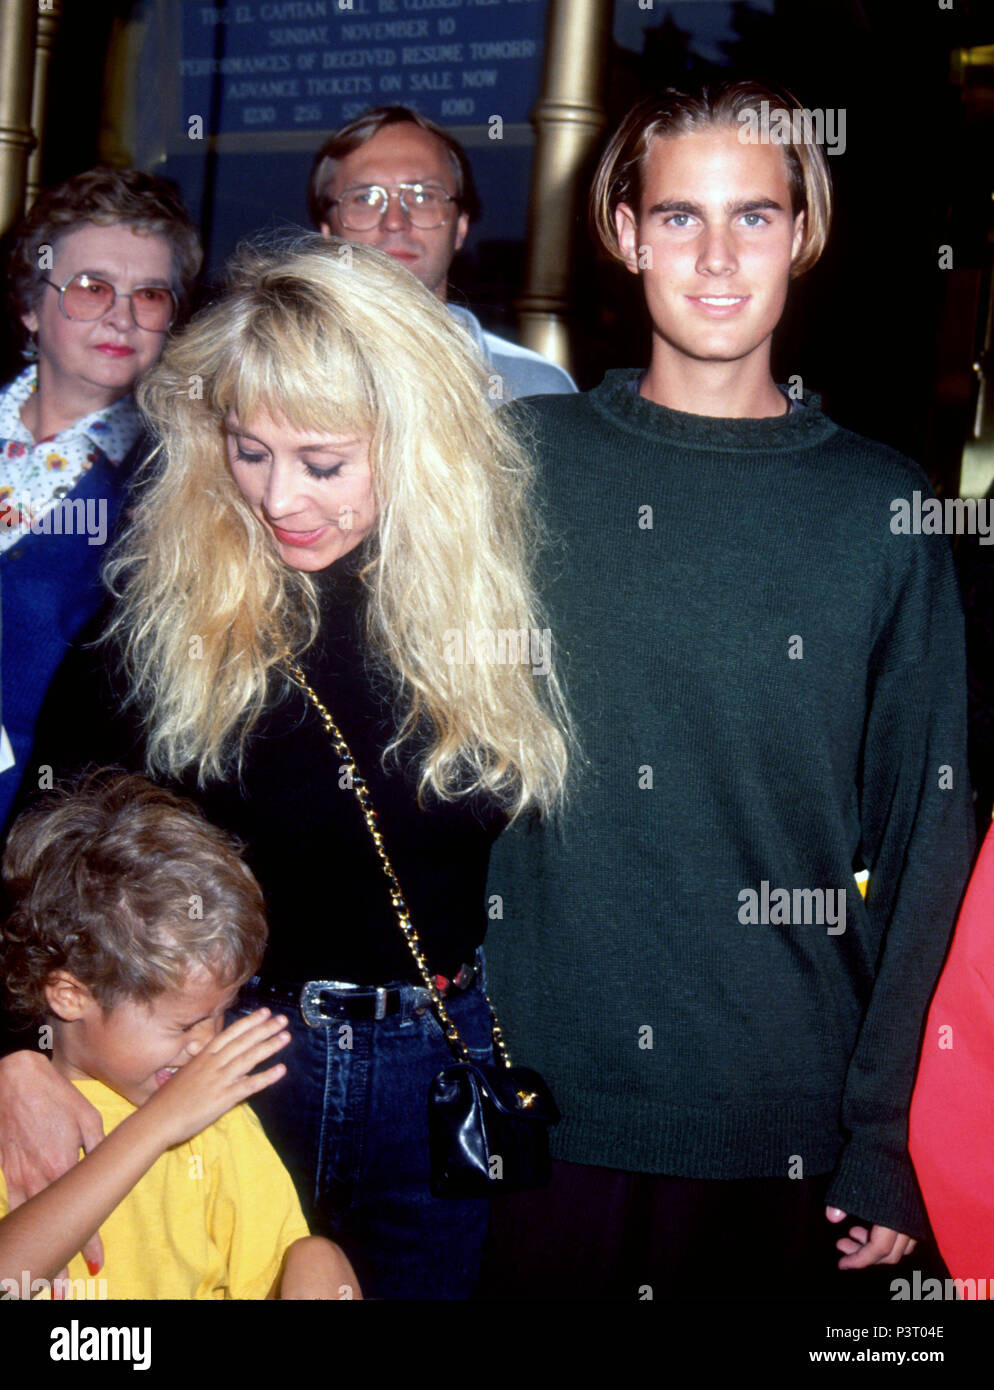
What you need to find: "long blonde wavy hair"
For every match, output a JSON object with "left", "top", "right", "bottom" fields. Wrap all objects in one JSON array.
[{"left": 104, "top": 235, "right": 570, "bottom": 817}]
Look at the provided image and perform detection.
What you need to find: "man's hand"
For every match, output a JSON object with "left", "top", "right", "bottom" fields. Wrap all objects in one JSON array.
[
  {"left": 0, "top": 1050, "right": 106, "bottom": 1276},
  {"left": 825, "top": 1206, "right": 918, "bottom": 1268}
]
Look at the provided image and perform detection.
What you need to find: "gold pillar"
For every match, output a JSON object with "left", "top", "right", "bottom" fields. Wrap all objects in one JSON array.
[
  {"left": 516, "top": 0, "right": 612, "bottom": 373},
  {"left": 0, "top": 0, "right": 38, "bottom": 236},
  {"left": 26, "top": 0, "right": 62, "bottom": 206}
]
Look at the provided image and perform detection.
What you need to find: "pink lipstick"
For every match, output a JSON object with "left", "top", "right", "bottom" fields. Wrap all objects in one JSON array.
[{"left": 271, "top": 523, "right": 329, "bottom": 548}]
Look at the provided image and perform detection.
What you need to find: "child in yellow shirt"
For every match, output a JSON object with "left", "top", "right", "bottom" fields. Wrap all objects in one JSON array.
[{"left": 0, "top": 770, "right": 360, "bottom": 1299}]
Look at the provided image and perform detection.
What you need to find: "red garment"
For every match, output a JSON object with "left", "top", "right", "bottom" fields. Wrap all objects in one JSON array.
[{"left": 910, "top": 823, "right": 994, "bottom": 1291}]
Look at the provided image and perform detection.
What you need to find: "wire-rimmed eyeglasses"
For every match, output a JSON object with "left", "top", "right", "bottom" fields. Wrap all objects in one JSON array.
[
  {"left": 42, "top": 273, "right": 177, "bottom": 332},
  {"left": 328, "top": 183, "right": 458, "bottom": 232}
]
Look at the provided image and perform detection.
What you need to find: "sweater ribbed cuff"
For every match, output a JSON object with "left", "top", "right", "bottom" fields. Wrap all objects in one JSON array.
[{"left": 825, "top": 1139, "right": 929, "bottom": 1242}]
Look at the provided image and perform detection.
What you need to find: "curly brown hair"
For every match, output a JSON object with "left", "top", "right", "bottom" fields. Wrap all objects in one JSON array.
[
  {"left": 1, "top": 770, "right": 266, "bottom": 1021},
  {"left": 7, "top": 167, "right": 202, "bottom": 326}
]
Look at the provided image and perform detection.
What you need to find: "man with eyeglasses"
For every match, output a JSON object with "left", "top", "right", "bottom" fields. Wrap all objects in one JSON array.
[{"left": 308, "top": 106, "right": 576, "bottom": 401}]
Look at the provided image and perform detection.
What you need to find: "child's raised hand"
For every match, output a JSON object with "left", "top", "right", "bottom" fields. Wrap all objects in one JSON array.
[{"left": 140, "top": 1009, "right": 290, "bottom": 1149}]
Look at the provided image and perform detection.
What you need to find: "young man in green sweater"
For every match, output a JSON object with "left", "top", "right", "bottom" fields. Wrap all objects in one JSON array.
[{"left": 482, "top": 80, "right": 974, "bottom": 1299}]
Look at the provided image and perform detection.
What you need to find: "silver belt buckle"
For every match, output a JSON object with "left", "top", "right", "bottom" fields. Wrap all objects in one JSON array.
[
  {"left": 299, "top": 979, "right": 390, "bottom": 1026},
  {"left": 299, "top": 978, "right": 357, "bottom": 1028}
]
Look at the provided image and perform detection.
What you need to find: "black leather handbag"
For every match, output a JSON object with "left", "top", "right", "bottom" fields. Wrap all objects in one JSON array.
[
  {"left": 428, "top": 1061, "right": 560, "bottom": 1198},
  {"left": 289, "top": 661, "right": 561, "bottom": 1199}
]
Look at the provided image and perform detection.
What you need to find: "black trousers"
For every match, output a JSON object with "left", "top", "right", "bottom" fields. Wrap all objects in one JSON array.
[{"left": 476, "top": 1159, "right": 948, "bottom": 1301}]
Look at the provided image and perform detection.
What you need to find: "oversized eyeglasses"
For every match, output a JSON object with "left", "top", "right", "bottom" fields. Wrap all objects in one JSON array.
[
  {"left": 42, "top": 274, "right": 177, "bottom": 332},
  {"left": 329, "top": 183, "right": 457, "bottom": 231}
]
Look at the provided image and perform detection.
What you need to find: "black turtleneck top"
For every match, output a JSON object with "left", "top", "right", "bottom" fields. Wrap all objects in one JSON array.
[{"left": 19, "top": 557, "right": 507, "bottom": 986}]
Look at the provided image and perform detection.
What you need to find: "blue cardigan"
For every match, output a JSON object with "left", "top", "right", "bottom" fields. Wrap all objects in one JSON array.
[{"left": 0, "top": 446, "right": 138, "bottom": 833}]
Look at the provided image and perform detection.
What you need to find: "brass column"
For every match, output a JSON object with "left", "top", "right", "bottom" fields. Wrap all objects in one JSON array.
[
  {"left": 26, "top": 0, "right": 62, "bottom": 206},
  {"left": 516, "top": 0, "right": 612, "bottom": 373},
  {"left": 0, "top": 0, "right": 38, "bottom": 235}
]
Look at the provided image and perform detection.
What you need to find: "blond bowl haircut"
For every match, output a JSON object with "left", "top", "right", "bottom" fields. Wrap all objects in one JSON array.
[
  {"left": 590, "top": 80, "right": 833, "bottom": 280},
  {"left": 103, "top": 235, "right": 571, "bottom": 818}
]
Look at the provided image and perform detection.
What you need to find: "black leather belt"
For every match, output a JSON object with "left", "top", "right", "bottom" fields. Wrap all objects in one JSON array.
[{"left": 245, "top": 961, "right": 477, "bottom": 1027}]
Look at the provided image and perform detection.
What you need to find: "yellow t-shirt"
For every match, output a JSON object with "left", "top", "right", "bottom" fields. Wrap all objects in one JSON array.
[{"left": 0, "top": 1078, "right": 310, "bottom": 1299}]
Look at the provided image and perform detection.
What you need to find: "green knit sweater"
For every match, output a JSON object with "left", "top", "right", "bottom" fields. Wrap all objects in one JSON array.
[{"left": 486, "top": 369, "right": 975, "bottom": 1239}]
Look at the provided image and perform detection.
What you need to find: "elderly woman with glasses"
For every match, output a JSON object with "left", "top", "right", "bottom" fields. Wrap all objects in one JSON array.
[{"left": 0, "top": 168, "right": 201, "bottom": 830}]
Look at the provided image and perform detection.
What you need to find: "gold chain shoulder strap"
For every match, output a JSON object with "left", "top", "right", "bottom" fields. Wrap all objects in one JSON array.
[{"left": 286, "top": 659, "right": 511, "bottom": 1069}]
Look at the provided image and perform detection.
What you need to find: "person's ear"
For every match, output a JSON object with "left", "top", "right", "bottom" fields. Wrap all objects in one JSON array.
[
  {"left": 44, "top": 971, "right": 95, "bottom": 1023},
  {"left": 614, "top": 203, "right": 641, "bottom": 275},
  {"left": 21, "top": 309, "right": 39, "bottom": 336},
  {"left": 319, "top": 222, "right": 332, "bottom": 239},
  {"left": 790, "top": 209, "right": 807, "bottom": 265},
  {"left": 454, "top": 209, "right": 469, "bottom": 254}
]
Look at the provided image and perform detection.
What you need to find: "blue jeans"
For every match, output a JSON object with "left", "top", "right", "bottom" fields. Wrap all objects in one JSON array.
[{"left": 233, "top": 962, "right": 494, "bottom": 1299}]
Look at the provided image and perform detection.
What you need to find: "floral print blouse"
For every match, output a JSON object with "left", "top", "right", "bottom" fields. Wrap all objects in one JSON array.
[{"left": 0, "top": 365, "right": 141, "bottom": 555}]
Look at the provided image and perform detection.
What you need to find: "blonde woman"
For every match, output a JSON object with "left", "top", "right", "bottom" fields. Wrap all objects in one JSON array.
[{"left": 0, "top": 235, "right": 569, "bottom": 1300}]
